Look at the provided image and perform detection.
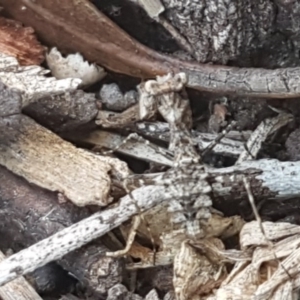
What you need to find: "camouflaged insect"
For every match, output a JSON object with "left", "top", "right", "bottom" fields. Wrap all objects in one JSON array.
[{"left": 142, "top": 73, "right": 213, "bottom": 239}]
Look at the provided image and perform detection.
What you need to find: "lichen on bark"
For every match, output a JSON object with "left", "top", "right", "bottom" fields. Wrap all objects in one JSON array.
[{"left": 162, "top": 0, "right": 276, "bottom": 64}]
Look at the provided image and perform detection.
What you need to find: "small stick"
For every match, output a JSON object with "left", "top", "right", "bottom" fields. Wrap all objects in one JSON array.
[
  {"left": 243, "top": 176, "right": 292, "bottom": 280},
  {"left": 0, "top": 185, "right": 168, "bottom": 286},
  {"left": 201, "top": 121, "right": 237, "bottom": 157}
]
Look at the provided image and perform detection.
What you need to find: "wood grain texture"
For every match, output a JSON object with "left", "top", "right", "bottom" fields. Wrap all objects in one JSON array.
[{"left": 0, "top": 114, "right": 128, "bottom": 207}]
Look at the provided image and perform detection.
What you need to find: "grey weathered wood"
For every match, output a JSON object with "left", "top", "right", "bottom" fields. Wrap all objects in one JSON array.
[
  {"left": 133, "top": 121, "right": 250, "bottom": 158},
  {"left": 71, "top": 129, "right": 174, "bottom": 166},
  {"left": 208, "top": 159, "right": 300, "bottom": 202},
  {"left": 183, "top": 65, "right": 300, "bottom": 98},
  {"left": 0, "top": 114, "right": 128, "bottom": 207},
  {"left": 0, "top": 185, "right": 168, "bottom": 286},
  {"left": 0, "top": 251, "right": 42, "bottom": 300}
]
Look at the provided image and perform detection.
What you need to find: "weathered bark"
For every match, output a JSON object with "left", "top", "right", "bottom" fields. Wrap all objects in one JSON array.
[
  {"left": 161, "top": 0, "right": 275, "bottom": 64},
  {"left": 0, "top": 113, "right": 128, "bottom": 207},
  {"left": 23, "top": 89, "right": 98, "bottom": 133},
  {"left": 68, "top": 129, "right": 174, "bottom": 166},
  {"left": 0, "top": 53, "right": 80, "bottom": 105},
  {"left": 2, "top": 0, "right": 300, "bottom": 98},
  {"left": 0, "top": 166, "right": 121, "bottom": 296},
  {"left": 0, "top": 16, "right": 45, "bottom": 66}
]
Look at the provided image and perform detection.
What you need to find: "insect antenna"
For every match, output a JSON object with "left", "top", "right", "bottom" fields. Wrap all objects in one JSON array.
[{"left": 201, "top": 120, "right": 237, "bottom": 157}]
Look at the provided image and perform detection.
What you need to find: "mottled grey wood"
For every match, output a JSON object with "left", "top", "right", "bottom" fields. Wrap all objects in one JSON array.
[
  {"left": 0, "top": 185, "right": 168, "bottom": 286},
  {"left": 0, "top": 114, "right": 128, "bottom": 207},
  {"left": 0, "top": 251, "right": 42, "bottom": 300},
  {"left": 184, "top": 65, "right": 300, "bottom": 98}
]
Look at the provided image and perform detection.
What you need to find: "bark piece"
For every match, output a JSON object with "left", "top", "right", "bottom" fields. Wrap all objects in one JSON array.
[
  {"left": 2, "top": 0, "right": 300, "bottom": 98},
  {"left": 207, "top": 158, "right": 300, "bottom": 216},
  {"left": 0, "top": 251, "right": 43, "bottom": 300},
  {"left": 0, "top": 16, "right": 45, "bottom": 66},
  {"left": 23, "top": 89, "right": 98, "bottom": 132},
  {"left": 236, "top": 112, "right": 293, "bottom": 163},
  {"left": 0, "top": 52, "right": 81, "bottom": 105},
  {"left": 0, "top": 90, "right": 128, "bottom": 206},
  {"left": 71, "top": 129, "right": 174, "bottom": 166},
  {"left": 96, "top": 105, "right": 140, "bottom": 128},
  {"left": 59, "top": 244, "right": 122, "bottom": 296}
]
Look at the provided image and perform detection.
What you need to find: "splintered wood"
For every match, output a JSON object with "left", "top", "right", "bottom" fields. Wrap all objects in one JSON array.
[
  {"left": 209, "top": 221, "right": 300, "bottom": 300},
  {"left": 0, "top": 114, "right": 128, "bottom": 207},
  {"left": 0, "top": 54, "right": 129, "bottom": 207},
  {"left": 0, "top": 52, "right": 81, "bottom": 105}
]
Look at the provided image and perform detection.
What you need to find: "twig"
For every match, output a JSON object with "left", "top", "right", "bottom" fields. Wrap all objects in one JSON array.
[{"left": 0, "top": 185, "right": 168, "bottom": 286}]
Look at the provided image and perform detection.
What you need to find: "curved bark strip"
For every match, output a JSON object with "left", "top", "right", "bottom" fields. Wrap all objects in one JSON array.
[{"left": 1, "top": 0, "right": 300, "bottom": 98}]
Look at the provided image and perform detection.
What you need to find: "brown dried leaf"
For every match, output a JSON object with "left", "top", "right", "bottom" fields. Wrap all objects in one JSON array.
[
  {"left": 173, "top": 239, "right": 227, "bottom": 300},
  {"left": 0, "top": 16, "right": 45, "bottom": 66}
]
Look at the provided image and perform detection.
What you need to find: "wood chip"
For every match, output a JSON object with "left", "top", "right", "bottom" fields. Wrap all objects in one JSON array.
[
  {"left": 0, "top": 16, "right": 45, "bottom": 66},
  {"left": 0, "top": 114, "right": 129, "bottom": 207}
]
